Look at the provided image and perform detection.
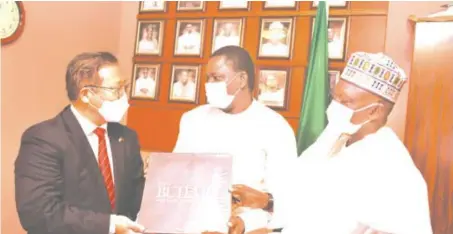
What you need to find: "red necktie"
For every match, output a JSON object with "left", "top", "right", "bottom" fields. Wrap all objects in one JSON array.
[{"left": 93, "top": 127, "right": 116, "bottom": 210}]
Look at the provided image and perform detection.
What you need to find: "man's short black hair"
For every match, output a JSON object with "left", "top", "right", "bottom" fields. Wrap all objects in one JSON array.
[
  {"left": 65, "top": 52, "right": 118, "bottom": 101},
  {"left": 211, "top": 46, "right": 255, "bottom": 90}
]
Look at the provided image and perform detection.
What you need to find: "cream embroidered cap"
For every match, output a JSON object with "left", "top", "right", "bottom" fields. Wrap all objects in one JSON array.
[{"left": 340, "top": 52, "right": 407, "bottom": 103}]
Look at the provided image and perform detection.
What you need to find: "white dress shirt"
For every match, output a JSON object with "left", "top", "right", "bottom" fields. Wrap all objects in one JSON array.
[
  {"left": 70, "top": 106, "right": 119, "bottom": 234},
  {"left": 282, "top": 126, "right": 432, "bottom": 234},
  {"left": 173, "top": 101, "right": 298, "bottom": 232}
]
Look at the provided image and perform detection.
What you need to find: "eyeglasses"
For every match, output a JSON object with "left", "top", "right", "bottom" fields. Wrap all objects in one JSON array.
[{"left": 85, "top": 83, "right": 131, "bottom": 98}]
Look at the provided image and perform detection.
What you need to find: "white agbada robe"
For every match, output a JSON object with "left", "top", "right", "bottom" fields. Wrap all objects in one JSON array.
[
  {"left": 282, "top": 126, "right": 432, "bottom": 234},
  {"left": 173, "top": 101, "right": 298, "bottom": 232}
]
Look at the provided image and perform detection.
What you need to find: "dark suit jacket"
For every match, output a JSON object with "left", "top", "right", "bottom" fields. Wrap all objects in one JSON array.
[{"left": 15, "top": 106, "right": 145, "bottom": 234}]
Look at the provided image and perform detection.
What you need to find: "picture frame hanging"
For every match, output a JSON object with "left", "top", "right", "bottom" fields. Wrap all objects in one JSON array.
[
  {"left": 139, "top": 1, "right": 167, "bottom": 12},
  {"left": 134, "top": 20, "right": 165, "bottom": 56},
  {"left": 256, "top": 67, "right": 291, "bottom": 110},
  {"left": 258, "top": 17, "right": 295, "bottom": 59},
  {"left": 174, "top": 19, "right": 206, "bottom": 57},
  {"left": 168, "top": 64, "right": 201, "bottom": 104},
  {"left": 218, "top": 0, "right": 250, "bottom": 10},
  {"left": 311, "top": 17, "right": 349, "bottom": 60},
  {"left": 212, "top": 18, "right": 245, "bottom": 53},
  {"left": 130, "top": 63, "right": 161, "bottom": 100},
  {"left": 176, "top": 1, "right": 205, "bottom": 11},
  {"left": 263, "top": 0, "right": 298, "bottom": 10}
]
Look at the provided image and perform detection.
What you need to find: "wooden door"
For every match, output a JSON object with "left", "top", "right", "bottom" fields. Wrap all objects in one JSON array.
[{"left": 404, "top": 20, "right": 453, "bottom": 234}]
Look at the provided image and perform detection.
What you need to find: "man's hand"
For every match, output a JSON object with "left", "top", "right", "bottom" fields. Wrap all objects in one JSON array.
[
  {"left": 113, "top": 215, "right": 145, "bottom": 234},
  {"left": 231, "top": 185, "right": 268, "bottom": 209},
  {"left": 228, "top": 216, "right": 245, "bottom": 234}
]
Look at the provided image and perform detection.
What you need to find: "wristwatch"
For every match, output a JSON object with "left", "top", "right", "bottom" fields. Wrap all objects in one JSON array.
[{"left": 264, "top": 192, "right": 274, "bottom": 212}]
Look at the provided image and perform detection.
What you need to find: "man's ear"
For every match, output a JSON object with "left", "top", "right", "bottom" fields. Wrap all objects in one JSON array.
[
  {"left": 369, "top": 102, "right": 384, "bottom": 121},
  {"left": 240, "top": 72, "right": 248, "bottom": 89}
]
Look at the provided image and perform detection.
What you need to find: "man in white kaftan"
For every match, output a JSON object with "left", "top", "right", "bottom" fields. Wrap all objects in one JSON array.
[
  {"left": 173, "top": 46, "right": 298, "bottom": 234},
  {"left": 232, "top": 52, "right": 433, "bottom": 234}
]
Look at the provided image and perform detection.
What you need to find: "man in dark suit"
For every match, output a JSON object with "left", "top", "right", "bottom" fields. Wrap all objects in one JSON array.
[{"left": 15, "top": 52, "right": 145, "bottom": 234}]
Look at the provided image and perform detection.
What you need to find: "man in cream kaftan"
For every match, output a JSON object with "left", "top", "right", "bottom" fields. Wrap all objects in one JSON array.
[
  {"left": 173, "top": 46, "right": 298, "bottom": 233},
  {"left": 231, "top": 52, "right": 433, "bottom": 234},
  {"left": 282, "top": 125, "right": 432, "bottom": 234}
]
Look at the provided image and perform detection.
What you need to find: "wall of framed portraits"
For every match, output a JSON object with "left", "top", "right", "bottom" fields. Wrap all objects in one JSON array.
[{"left": 127, "top": 1, "right": 390, "bottom": 152}]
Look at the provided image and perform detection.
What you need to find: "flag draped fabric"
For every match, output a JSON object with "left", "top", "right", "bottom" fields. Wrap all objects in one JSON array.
[{"left": 296, "top": 1, "right": 329, "bottom": 156}]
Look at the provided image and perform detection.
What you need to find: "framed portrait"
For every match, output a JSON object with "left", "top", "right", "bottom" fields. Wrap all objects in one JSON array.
[
  {"left": 257, "top": 68, "right": 290, "bottom": 109},
  {"left": 328, "top": 70, "right": 341, "bottom": 95},
  {"left": 263, "top": 0, "right": 298, "bottom": 9},
  {"left": 212, "top": 18, "right": 244, "bottom": 53},
  {"left": 139, "top": 0, "right": 166, "bottom": 12},
  {"left": 169, "top": 64, "right": 201, "bottom": 103},
  {"left": 258, "top": 18, "right": 295, "bottom": 59},
  {"left": 312, "top": 0, "right": 348, "bottom": 8},
  {"left": 177, "top": 1, "right": 205, "bottom": 11},
  {"left": 130, "top": 64, "right": 161, "bottom": 100},
  {"left": 312, "top": 17, "right": 348, "bottom": 60},
  {"left": 218, "top": 0, "right": 249, "bottom": 10},
  {"left": 174, "top": 19, "right": 205, "bottom": 57},
  {"left": 134, "top": 20, "right": 164, "bottom": 56}
]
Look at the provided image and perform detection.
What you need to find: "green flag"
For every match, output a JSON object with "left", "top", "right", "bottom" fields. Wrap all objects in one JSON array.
[{"left": 296, "top": 1, "right": 329, "bottom": 156}]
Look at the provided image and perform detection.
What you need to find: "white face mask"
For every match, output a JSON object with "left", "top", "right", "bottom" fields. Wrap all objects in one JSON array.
[
  {"left": 85, "top": 92, "right": 130, "bottom": 122},
  {"left": 326, "top": 100, "right": 381, "bottom": 135},
  {"left": 205, "top": 77, "right": 240, "bottom": 109}
]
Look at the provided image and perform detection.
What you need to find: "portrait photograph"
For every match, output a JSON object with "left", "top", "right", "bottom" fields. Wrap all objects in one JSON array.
[
  {"left": 257, "top": 68, "right": 290, "bottom": 109},
  {"left": 219, "top": 0, "right": 249, "bottom": 10},
  {"left": 174, "top": 19, "right": 205, "bottom": 56},
  {"left": 258, "top": 18, "right": 294, "bottom": 59},
  {"left": 131, "top": 64, "right": 161, "bottom": 100},
  {"left": 135, "top": 20, "right": 164, "bottom": 56},
  {"left": 263, "top": 0, "right": 297, "bottom": 9},
  {"left": 212, "top": 18, "right": 244, "bottom": 53},
  {"left": 313, "top": 0, "right": 348, "bottom": 8},
  {"left": 312, "top": 17, "right": 348, "bottom": 60},
  {"left": 139, "top": 0, "right": 166, "bottom": 12},
  {"left": 169, "top": 65, "right": 200, "bottom": 103},
  {"left": 177, "top": 1, "right": 205, "bottom": 11}
]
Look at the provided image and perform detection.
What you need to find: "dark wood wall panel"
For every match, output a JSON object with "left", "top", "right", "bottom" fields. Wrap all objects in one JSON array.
[
  {"left": 128, "top": 1, "right": 389, "bottom": 152},
  {"left": 404, "top": 21, "right": 453, "bottom": 234}
]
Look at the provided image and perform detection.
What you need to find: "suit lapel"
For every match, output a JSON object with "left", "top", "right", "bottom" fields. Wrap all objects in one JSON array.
[
  {"left": 61, "top": 106, "right": 106, "bottom": 191},
  {"left": 108, "top": 123, "right": 125, "bottom": 209}
]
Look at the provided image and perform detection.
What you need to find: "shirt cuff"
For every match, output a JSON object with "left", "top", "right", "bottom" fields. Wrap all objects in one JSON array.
[
  {"left": 237, "top": 208, "right": 270, "bottom": 233},
  {"left": 109, "top": 214, "right": 118, "bottom": 234}
]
